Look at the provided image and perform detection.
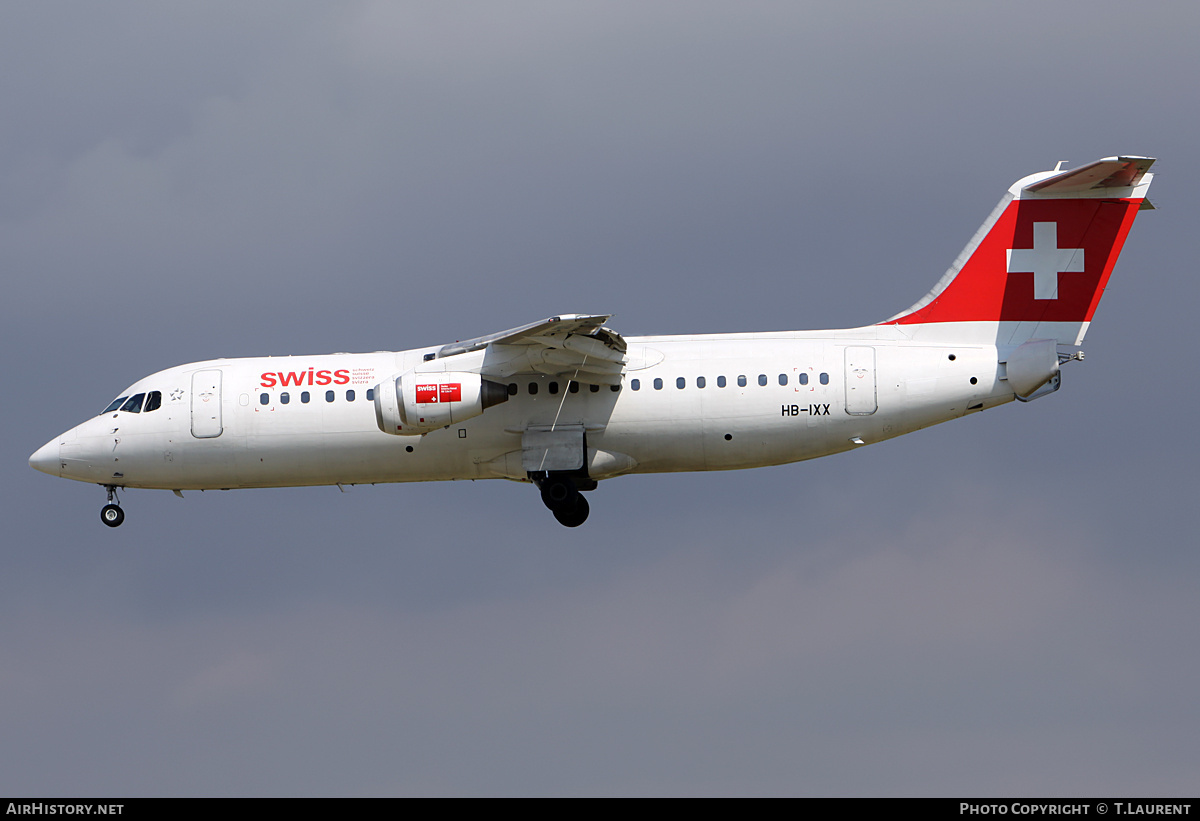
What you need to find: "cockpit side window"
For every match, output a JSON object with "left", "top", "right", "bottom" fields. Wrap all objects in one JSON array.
[
  {"left": 120, "top": 393, "right": 146, "bottom": 413},
  {"left": 144, "top": 391, "right": 162, "bottom": 412},
  {"left": 103, "top": 396, "right": 129, "bottom": 414}
]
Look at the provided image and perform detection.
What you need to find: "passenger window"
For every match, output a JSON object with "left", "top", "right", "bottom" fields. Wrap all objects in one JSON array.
[
  {"left": 280, "top": 392, "right": 290, "bottom": 404},
  {"left": 366, "top": 389, "right": 375, "bottom": 401},
  {"left": 301, "top": 391, "right": 310, "bottom": 403},
  {"left": 346, "top": 390, "right": 355, "bottom": 402},
  {"left": 590, "top": 384, "right": 600, "bottom": 393},
  {"left": 610, "top": 384, "right": 620, "bottom": 392},
  {"left": 548, "top": 381, "right": 559, "bottom": 395},
  {"left": 528, "top": 382, "right": 538, "bottom": 395},
  {"left": 697, "top": 376, "right": 706, "bottom": 388},
  {"left": 260, "top": 393, "right": 270, "bottom": 405},
  {"left": 631, "top": 379, "right": 641, "bottom": 391},
  {"left": 799, "top": 373, "right": 809, "bottom": 385},
  {"left": 507, "top": 383, "right": 518, "bottom": 396},
  {"left": 103, "top": 396, "right": 128, "bottom": 414},
  {"left": 569, "top": 381, "right": 579, "bottom": 394},
  {"left": 737, "top": 375, "right": 747, "bottom": 387},
  {"left": 653, "top": 378, "right": 663, "bottom": 390},
  {"left": 676, "top": 377, "right": 685, "bottom": 389},
  {"left": 758, "top": 374, "right": 767, "bottom": 386},
  {"left": 326, "top": 390, "right": 335, "bottom": 402},
  {"left": 778, "top": 374, "right": 787, "bottom": 386},
  {"left": 144, "top": 391, "right": 162, "bottom": 412},
  {"left": 717, "top": 376, "right": 726, "bottom": 388},
  {"left": 820, "top": 372, "right": 829, "bottom": 385},
  {"left": 120, "top": 393, "right": 146, "bottom": 413}
]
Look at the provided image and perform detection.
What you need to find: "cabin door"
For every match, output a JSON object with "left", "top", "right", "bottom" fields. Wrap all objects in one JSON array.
[
  {"left": 191, "top": 369, "right": 224, "bottom": 438},
  {"left": 844, "top": 347, "right": 877, "bottom": 416}
]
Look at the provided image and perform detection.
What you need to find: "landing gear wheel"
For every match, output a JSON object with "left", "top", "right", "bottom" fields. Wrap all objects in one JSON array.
[
  {"left": 535, "top": 474, "right": 591, "bottom": 527},
  {"left": 100, "top": 504, "right": 125, "bottom": 528},
  {"left": 540, "top": 477, "right": 577, "bottom": 511},
  {"left": 553, "top": 495, "right": 589, "bottom": 528}
]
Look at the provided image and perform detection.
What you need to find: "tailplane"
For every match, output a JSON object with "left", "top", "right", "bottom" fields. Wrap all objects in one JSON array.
[{"left": 884, "top": 156, "right": 1155, "bottom": 348}]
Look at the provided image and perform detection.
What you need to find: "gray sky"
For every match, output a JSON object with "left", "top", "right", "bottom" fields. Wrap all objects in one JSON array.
[{"left": 4, "top": 1, "right": 1198, "bottom": 796}]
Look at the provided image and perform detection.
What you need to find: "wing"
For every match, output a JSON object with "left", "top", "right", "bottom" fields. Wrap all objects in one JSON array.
[{"left": 429, "top": 314, "right": 628, "bottom": 386}]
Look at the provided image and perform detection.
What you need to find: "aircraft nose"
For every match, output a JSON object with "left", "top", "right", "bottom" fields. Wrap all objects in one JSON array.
[{"left": 29, "top": 438, "right": 61, "bottom": 477}]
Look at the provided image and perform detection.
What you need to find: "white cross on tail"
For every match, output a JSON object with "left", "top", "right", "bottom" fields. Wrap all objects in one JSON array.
[{"left": 1006, "top": 222, "right": 1085, "bottom": 300}]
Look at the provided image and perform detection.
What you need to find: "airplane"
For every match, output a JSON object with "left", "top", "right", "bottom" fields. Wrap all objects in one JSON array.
[{"left": 29, "top": 155, "right": 1155, "bottom": 528}]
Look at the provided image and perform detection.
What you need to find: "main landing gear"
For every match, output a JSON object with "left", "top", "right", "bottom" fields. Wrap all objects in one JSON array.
[
  {"left": 100, "top": 485, "right": 124, "bottom": 528},
  {"left": 536, "top": 474, "right": 590, "bottom": 528}
]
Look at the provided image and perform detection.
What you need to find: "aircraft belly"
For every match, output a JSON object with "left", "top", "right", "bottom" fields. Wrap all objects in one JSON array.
[
  {"left": 601, "top": 420, "right": 708, "bottom": 473},
  {"left": 607, "top": 405, "right": 812, "bottom": 473},
  {"left": 227, "top": 423, "right": 516, "bottom": 488}
]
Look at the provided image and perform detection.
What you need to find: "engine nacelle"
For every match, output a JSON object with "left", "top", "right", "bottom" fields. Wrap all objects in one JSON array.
[
  {"left": 373, "top": 371, "right": 510, "bottom": 435},
  {"left": 1004, "top": 339, "right": 1060, "bottom": 398}
]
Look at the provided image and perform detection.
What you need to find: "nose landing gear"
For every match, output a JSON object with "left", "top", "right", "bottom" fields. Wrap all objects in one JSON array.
[{"left": 100, "top": 485, "right": 124, "bottom": 528}]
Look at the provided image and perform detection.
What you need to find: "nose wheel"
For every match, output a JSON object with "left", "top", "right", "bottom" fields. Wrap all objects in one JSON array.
[
  {"left": 100, "top": 504, "right": 125, "bottom": 527},
  {"left": 100, "top": 486, "right": 125, "bottom": 528}
]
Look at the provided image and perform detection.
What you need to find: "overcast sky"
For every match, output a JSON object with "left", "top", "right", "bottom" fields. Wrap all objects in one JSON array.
[{"left": 4, "top": 1, "right": 1198, "bottom": 796}]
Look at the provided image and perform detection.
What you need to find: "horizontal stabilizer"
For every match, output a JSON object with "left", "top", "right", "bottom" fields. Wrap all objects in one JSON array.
[{"left": 1023, "top": 156, "right": 1155, "bottom": 196}]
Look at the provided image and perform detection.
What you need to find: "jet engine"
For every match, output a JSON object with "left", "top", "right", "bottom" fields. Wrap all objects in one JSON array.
[{"left": 373, "top": 371, "right": 510, "bottom": 435}]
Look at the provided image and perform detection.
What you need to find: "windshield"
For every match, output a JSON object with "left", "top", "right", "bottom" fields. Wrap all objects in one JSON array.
[
  {"left": 103, "top": 389, "right": 164, "bottom": 415},
  {"left": 120, "top": 393, "right": 146, "bottom": 413}
]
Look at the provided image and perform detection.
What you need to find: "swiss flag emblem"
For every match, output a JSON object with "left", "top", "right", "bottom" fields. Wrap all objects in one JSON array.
[
  {"left": 996, "top": 200, "right": 1110, "bottom": 320},
  {"left": 1006, "top": 221, "right": 1084, "bottom": 301}
]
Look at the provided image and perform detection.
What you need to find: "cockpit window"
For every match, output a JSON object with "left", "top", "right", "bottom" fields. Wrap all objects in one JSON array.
[
  {"left": 120, "top": 393, "right": 146, "bottom": 413},
  {"left": 144, "top": 391, "right": 162, "bottom": 413},
  {"left": 103, "top": 396, "right": 129, "bottom": 414}
]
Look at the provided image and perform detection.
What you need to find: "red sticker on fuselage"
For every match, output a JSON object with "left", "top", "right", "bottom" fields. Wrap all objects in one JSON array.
[{"left": 415, "top": 383, "right": 461, "bottom": 404}]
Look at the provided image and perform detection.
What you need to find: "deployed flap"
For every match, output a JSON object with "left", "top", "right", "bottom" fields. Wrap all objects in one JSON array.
[
  {"left": 522, "top": 425, "right": 585, "bottom": 473},
  {"left": 434, "top": 314, "right": 628, "bottom": 386},
  {"left": 436, "top": 314, "right": 621, "bottom": 357}
]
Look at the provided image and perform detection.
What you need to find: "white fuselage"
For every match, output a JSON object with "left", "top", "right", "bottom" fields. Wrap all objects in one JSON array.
[{"left": 37, "top": 326, "right": 1015, "bottom": 492}]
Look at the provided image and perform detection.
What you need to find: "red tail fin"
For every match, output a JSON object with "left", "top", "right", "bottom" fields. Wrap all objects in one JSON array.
[{"left": 885, "top": 156, "right": 1155, "bottom": 346}]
